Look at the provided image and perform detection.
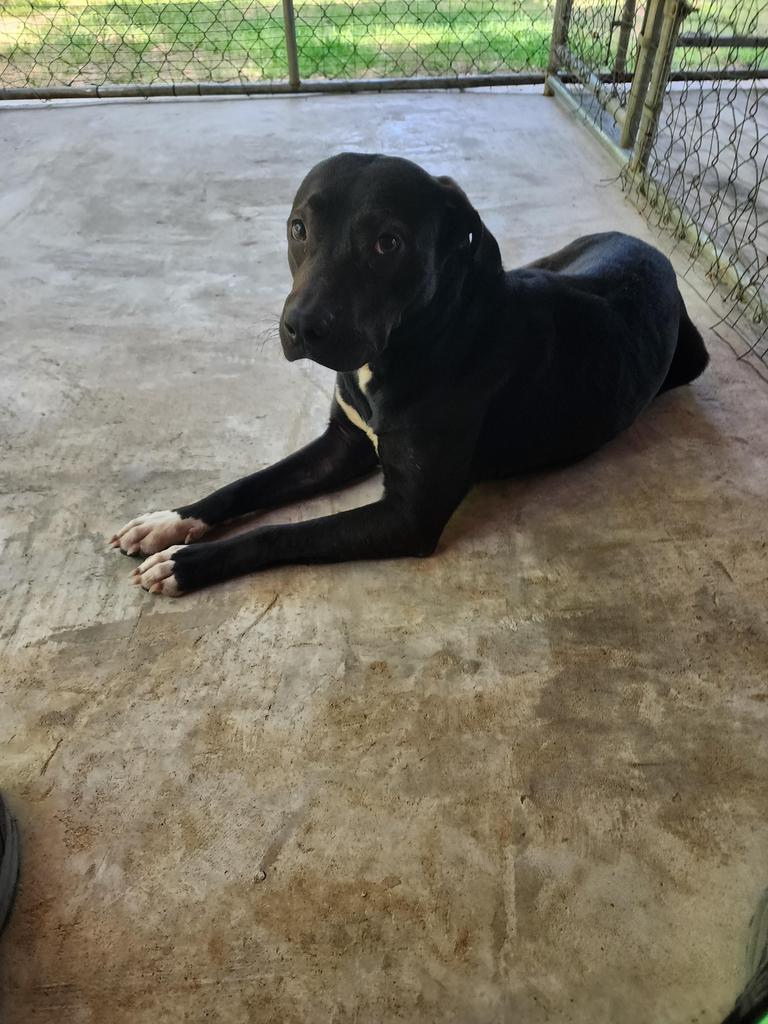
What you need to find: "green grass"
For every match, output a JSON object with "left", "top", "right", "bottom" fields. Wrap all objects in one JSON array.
[{"left": 0, "top": 0, "right": 553, "bottom": 87}]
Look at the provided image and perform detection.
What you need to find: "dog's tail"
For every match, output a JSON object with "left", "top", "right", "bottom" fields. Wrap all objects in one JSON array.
[{"left": 658, "top": 296, "right": 709, "bottom": 394}]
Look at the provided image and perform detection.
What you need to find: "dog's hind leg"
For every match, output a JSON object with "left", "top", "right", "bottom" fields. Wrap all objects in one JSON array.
[
  {"left": 110, "top": 414, "right": 378, "bottom": 556},
  {"left": 658, "top": 298, "right": 709, "bottom": 394}
]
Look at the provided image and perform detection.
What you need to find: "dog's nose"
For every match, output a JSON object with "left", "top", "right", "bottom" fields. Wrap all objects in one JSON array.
[{"left": 283, "top": 307, "right": 330, "bottom": 346}]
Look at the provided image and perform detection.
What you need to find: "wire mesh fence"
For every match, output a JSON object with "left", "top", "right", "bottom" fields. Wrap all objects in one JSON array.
[
  {"left": 2, "top": 0, "right": 767, "bottom": 368},
  {"left": 639, "top": 3, "right": 768, "bottom": 362},
  {"left": 549, "top": 0, "right": 768, "bottom": 368},
  {"left": 0, "top": 0, "right": 555, "bottom": 90}
]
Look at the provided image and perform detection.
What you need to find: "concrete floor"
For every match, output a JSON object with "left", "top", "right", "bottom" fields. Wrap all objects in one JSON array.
[{"left": 1, "top": 90, "right": 767, "bottom": 1024}]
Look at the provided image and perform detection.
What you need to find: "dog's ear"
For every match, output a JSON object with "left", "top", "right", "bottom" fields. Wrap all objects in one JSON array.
[{"left": 435, "top": 175, "right": 484, "bottom": 257}]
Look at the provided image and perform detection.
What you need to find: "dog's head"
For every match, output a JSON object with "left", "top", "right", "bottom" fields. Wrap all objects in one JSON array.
[{"left": 279, "top": 153, "right": 499, "bottom": 372}]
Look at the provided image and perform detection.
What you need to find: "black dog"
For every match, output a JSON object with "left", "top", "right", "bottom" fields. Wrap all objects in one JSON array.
[{"left": 110, "top": 153, "right": 708, "bottom": 596}]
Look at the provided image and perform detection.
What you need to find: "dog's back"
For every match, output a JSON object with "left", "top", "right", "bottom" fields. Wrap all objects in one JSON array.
[{"left": 473, "top": 232, "right": 708, "bottom": 478}]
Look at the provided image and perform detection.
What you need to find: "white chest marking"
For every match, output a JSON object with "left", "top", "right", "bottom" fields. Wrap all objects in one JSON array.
[
  {"left": 357, "top": 363, "right": 373, "bottom": 394},
  {"left": 335, "top": 385, "right": 379, "bottom": 454}
]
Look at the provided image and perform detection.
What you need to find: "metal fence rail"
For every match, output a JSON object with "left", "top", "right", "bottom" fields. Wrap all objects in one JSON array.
[{"left": 548, "top": 0, "right": 768, "bottom": 367}]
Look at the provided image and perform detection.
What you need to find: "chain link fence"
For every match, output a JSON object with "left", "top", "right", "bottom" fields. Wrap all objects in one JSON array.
[
  {"left": 642, "top": 2, "right": 768, "bottom": 362},
  {"left": 2, "top": 0, "right": 767, "bottom": 368},
  {"left": 0, "top": 0, "right": 555, "bottom": 92},
  {"left": 548, "top": 0, "right": 768, "bottom": 367}
]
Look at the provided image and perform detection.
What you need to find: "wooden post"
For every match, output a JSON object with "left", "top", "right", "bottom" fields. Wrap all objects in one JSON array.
[
  {"left": 613, "top": 0, "right": 637, "bottom": 78},
  {"left": 544, "top": 0, "right": 574, "bottom": 95}
]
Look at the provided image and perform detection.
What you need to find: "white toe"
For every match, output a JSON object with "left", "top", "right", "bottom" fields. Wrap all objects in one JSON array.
[
  {"left": 110, "top": 510, "right": 207, "bottom": 556},
  {"left": 132, "top": 545, "right": 184, "bottom": 597}
]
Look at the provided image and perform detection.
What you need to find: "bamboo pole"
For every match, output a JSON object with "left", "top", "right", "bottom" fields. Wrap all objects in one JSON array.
[
  {"left": 629, "top": 0, "right": 688, "bottom": 172},
  {"left": 620, "top": 0, "right": 666, "bottom": 148}
]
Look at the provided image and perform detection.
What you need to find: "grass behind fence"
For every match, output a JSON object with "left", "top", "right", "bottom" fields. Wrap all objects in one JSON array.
[{"left": 0, "top": 0, "right": 553, "bottom": 87}]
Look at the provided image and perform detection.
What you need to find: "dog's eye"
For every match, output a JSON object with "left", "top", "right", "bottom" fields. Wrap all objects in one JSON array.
[
  {"left": 291, "top": 219, "right": 307, "bottom": 242},
  {"left": 375, "top": 233, "right": 401, "bottom": 255}
]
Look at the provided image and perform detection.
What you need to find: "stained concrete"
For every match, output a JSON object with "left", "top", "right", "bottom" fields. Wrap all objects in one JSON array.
[{"left": 0, "top": 90, "right": 767, "bottom": 1024}]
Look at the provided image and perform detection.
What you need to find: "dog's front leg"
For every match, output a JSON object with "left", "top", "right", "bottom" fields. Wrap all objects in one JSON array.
[
  {"left": 110, "top": 414, "right": 378, "bottom": 556},
  {"left": 130, "top": 428, "right": 477, "bottom": 596}
]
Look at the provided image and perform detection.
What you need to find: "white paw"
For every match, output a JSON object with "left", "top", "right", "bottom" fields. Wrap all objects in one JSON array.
[
  {"left": 109, "top": 509, "right": 207, "bottom": 556},
  {"left": 131, "top": 546, "right": 184, "bottom": 597}
]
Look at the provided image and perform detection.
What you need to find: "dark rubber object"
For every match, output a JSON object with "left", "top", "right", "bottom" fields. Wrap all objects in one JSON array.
[
  {"left": 0, "top": 793, "right": 19, "bottom": 937},
  {"left": 722, "top": 888, "right": 768, "bottom": 1024}
]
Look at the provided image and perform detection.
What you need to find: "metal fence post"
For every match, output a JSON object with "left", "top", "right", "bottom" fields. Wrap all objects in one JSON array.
[
  {"left": 281, "top": 0, "right": 301, "bottom": 90},
  {"left": 544, "top": 0, "right": 573, "bottom": 95},
  {"left": 629, "top": 0, "right": 688, "bottom": 171}
]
